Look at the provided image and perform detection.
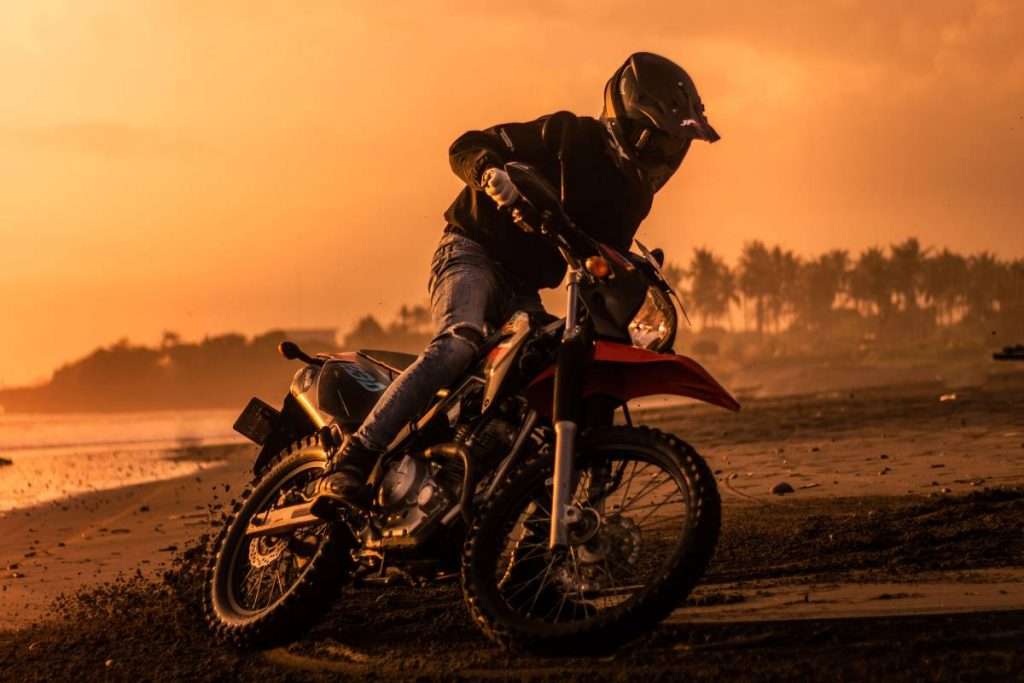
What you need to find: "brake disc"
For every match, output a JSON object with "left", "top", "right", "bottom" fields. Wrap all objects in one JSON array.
[
  {"left": 248, "top": 536, "right": 287, "bottom": 568},
  {"left": 560, "top": 514, "right": 642, "bottom": 593}
]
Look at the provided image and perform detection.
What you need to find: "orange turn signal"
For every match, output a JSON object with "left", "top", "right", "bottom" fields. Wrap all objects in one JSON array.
[{"left": 585, "top": 255, "right": 611, "bottom": 278}]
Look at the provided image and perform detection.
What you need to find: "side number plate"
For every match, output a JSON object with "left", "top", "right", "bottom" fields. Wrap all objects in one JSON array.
[{"left": 233, "top": 398, "right": 280, "bottom": 445}]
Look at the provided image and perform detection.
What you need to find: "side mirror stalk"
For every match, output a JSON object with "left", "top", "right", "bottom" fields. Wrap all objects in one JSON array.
[{"left": 278, "top": 341, "right": 324, "bottom": 366}]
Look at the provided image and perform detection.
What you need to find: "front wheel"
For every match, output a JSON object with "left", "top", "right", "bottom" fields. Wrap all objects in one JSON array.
[
  {"left": 461, "top": 426, "right": 720, "bottom": 653},
  {"left": 204, "top": 434, "right": 353, "bottom": 648}
]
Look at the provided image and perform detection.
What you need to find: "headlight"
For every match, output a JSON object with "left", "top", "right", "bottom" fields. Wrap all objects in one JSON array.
[
  {"left": 628, "top": 287, "right": 676, "bottom": 351},
  {"left": 291, "top": 365, "right": 318, "bottom": 394}
]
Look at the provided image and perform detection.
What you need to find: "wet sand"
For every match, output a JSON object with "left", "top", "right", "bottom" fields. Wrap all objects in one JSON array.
[
  {"left": 1, "top": 369, "right": 1022, "bottom": 680},
  {"left": 0, "top": 445, "right": 254, "bottom": 627}
]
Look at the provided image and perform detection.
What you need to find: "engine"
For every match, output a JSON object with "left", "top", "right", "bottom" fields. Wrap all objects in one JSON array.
[
  {"left": 370, "top": 414, "right": 520, "bottom": 549},
  {"left": 453, "top": 417, "right": 517, "bottom": 471},
  {"left": 374, "top": 454, "right": 454, "bottom": 548}
]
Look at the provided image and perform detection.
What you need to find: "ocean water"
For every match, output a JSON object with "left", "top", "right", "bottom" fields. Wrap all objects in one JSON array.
[
  {"left": 0, "top": 410, "right": 247, "bottom": 512},
  {"left": 0, "top": 400, "right": 698, "bottom": 513}
]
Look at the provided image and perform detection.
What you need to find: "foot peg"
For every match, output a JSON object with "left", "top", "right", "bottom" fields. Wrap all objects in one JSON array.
[{"left": 319, "top": 424, "right": 346, "bottom": 453}]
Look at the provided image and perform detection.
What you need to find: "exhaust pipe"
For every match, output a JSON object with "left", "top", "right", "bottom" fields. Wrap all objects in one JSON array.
[{"left": 245, "top": 496, "right": 339, "bottom": 538}]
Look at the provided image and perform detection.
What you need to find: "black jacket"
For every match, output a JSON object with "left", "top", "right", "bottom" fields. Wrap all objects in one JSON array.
[{"left": 444, "top": 111, "right": 653, "bottom": 291}]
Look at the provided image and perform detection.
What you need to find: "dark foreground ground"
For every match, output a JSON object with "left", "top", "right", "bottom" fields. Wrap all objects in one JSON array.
[{"left": 1, "top": 486, "right": 1022, "bottom": 682}]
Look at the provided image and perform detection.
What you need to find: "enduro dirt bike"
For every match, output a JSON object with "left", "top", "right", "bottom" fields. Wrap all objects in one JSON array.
[{"left": 205, "top": 162, "right": 740, "bottom": 653}]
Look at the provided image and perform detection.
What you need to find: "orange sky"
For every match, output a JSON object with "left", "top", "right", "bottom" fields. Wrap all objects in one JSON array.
[{"left": 1, "top": 1, "right": 1022, "bottom": 387}]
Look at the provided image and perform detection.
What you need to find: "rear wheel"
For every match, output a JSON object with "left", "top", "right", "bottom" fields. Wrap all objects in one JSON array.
[
  {"left": 204, "top": 434, "right": 353, "bottom": 647},
  {"left": 461, "top": 426, "right": 719, "bottom": 653}
]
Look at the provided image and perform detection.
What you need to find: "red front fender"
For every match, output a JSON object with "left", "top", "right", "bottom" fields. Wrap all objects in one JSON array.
[{"left": 524, "top": 341, "right": 740, "bottom": 416}]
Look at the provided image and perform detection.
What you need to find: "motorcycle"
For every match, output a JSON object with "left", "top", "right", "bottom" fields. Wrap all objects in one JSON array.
[{"left": 205, "top": 162, "right": 740, "bottom": 654}]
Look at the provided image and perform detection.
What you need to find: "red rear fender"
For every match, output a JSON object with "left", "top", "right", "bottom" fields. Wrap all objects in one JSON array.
[{"left": 524, "top": 341, "right": 740, "bottom": 416}]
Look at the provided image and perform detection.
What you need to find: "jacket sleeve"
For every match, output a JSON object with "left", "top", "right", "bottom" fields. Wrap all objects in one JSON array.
[
  {"left": 448, "top": 129, "right": 508, "bottom": 190},
  {"left": 448, "top": 112, "right": 578, "bottom": 190}
]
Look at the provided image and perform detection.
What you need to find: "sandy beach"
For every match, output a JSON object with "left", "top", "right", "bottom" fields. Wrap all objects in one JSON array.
[
  {"left": 0, "top": 444, "right": 254, "bottom": 628},
  {"left": 1, "top": 368, "right": 1022, "bottom": 680}
]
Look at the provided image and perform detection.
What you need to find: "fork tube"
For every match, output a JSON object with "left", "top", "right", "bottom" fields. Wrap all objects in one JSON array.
[
  {"left": 550, "top": 269, "right": 586, "bottom": 550},
  {"left": 550, "top": 421, "right": 576, "bottom": 549}
]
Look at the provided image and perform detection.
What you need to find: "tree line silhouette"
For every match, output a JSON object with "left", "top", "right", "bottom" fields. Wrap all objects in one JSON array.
[
  {"left": 666, "top": 238, "right": 1023, "bottom": 339},
  {"left": 1, "top": 238, "right": 1019, "bottom": 413},
  {"left": 0, "top": 307, "right": 434, "bottom": 414}
]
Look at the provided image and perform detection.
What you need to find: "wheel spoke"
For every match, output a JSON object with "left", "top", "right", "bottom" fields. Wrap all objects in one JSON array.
[
  {"left": 271, "top": 556, "right": 288, "bottom": 600},
  {"left": 617, "top": 460, "right": 640, "bottom": 506},
  {"left": 526, "top": 555, "right": 559, "bottom": 613},
  {"left": 634, "top": 492, "right": 684, "bottom": 527},
  {"left": 251, "top": 566, "right": 267, "bottom": 608},
  {"left": 551, "top": 588, "right": 570, "bottom": 623},
  {"left": 616, "top": 471, "right": 672, "bottom": 513},
  {"left": 503, "top": 553, "right": 556, "bottom": 603},
  {"left": 506, "top": 544, "right": 549, "bottom": 566},
  {"left": 568, "top": 546, "right": 588, "bottom": 606},
  {"left": 632, "top": 514, "right": 687, "bottom": 532}
]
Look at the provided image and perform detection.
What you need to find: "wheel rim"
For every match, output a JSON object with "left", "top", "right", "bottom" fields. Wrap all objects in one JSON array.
[
  {"left": 221, "top": 456, "right": 331, "bottom": 618},
  {"left": 493, "top": 449, "right": 691, "bottom": 626}
]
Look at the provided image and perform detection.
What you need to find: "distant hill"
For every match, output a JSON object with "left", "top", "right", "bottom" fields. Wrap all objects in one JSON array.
[{"left": 0, "top": 308, "right": 432, "bottom": 413}]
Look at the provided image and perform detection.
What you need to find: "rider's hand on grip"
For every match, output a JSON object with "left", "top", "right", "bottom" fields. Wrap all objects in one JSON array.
[{"left": 481, "top": 167, "right": 520, "bottom": 208}]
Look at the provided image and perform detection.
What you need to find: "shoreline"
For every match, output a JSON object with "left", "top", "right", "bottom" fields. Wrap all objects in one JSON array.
[
  {"left": 0, "top": 441, "right": 249, "bottom": 514},
  {"left": 0, "top": 443, "right": 255, "bottom": 628}
]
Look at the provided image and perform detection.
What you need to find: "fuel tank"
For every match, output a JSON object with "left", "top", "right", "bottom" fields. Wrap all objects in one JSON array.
[{"left": 289, "top": 351, "right": 416, "bottom": 429}]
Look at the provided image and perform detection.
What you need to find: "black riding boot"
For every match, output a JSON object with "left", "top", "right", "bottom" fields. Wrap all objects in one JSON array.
[{"left": 317, "top": 427, "right": 380, "bottom": 505}]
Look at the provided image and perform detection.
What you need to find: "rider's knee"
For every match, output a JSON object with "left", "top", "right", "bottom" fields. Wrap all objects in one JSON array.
[{"left": 428, "top": 323, "right": 484, "bottom": 366}]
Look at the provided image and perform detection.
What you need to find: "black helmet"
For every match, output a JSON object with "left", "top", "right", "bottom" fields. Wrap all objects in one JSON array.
[{"left": 601, "top": 52, "right": 719, "bottom": 191}]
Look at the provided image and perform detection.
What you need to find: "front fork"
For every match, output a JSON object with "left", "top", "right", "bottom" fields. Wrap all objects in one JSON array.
[{"left": 549, "top": 269, "right": 590, "bottom": 550}]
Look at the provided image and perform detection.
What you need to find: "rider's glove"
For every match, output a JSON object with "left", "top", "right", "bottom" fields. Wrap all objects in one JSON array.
[{"left": 481, "top": 167, "right": 520, "bottom": 208}]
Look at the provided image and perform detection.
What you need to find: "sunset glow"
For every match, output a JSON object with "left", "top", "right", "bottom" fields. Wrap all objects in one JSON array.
[{"left": 1, "top": 1, "right": 1022, "bottom": 385}]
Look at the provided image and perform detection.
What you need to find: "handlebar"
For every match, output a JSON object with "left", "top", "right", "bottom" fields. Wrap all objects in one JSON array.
[{"left": 502, "top": 162, "right": 600, "bottom": 267}]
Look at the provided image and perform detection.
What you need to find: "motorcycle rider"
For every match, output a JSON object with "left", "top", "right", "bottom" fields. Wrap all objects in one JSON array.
[{"left": 320, "top": 52, "right": 719, "bottom": 502}]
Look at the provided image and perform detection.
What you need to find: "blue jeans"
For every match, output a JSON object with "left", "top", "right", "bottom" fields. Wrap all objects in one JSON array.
[{"left": 353, "top": 232, "right": 544, "bottom": 451}]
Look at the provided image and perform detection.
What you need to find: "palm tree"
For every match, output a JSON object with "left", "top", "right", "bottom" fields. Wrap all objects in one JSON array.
[
  {"left": 1001, "top": 258, "right": 1024, "bottom": 336},
  {"left": 964, "top": 252, "right": 1002, "bottom": 322},
  {"left": 889, "top": 237, "right": 928, "bottom": 313},
  {"left": 739, "top": 241, "right": 773, "bottom": 335},
  {"left": 825, "top": 249, "right": 851, "bottom": 306},
  {"left": 795, "top": 250, "right": 849, "bottom": 328},
  {"left": 686, "top": 247, "right": 737, "bottom": 329},
  {"left": 849, "top": 247, "right": 893, "bottom": 321},
  {"left": 768, "top": 246, "right": 801, "bottom": 332},
  {"left": 922, "top": 249, "right": 968, "bottom": 325},
  {"left": 719, "top": 266, "right": 739, "bottom": 331}
]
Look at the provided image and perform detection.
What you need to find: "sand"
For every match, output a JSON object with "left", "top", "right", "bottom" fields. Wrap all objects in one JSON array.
[
  {"left": 0, "top": 445, "right": 255, "bottom": 627},
  {"left": 0, "top": 368, "right": 1022, "bottom": 679}
]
